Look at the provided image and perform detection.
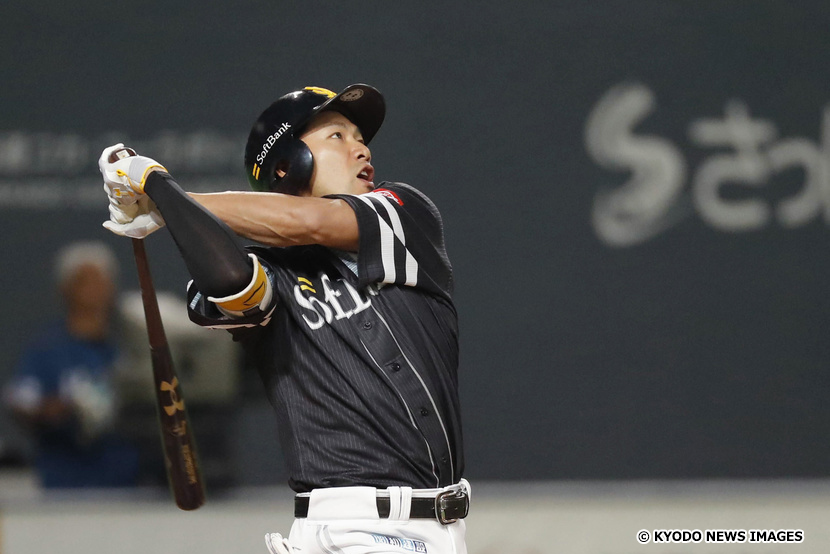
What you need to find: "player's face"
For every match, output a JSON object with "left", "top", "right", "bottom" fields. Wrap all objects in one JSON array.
[
  {"left": 299, "top": 112, "right": 375, "bottom": 197},
  {"left": 63, "top": 264, "right": 115, "bottom": 313}
]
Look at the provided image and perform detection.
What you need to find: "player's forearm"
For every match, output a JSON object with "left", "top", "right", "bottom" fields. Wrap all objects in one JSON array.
[
  {"left": 144, "top": 172, "right": 253, "bottom": 297},
  {"left": 189, "top": 191, "right": 306, "bottom": 246},
  {"left": 190, "top": 192, "right": 360, "bottom": 251}
]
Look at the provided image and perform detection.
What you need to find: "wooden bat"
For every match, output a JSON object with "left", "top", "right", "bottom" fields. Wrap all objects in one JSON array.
[{"left": 109, "top": 147, "right": 206, "bottom": 510}]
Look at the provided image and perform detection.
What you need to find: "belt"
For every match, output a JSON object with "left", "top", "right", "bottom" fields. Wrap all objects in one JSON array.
[{"left": 294, "top": 488, "right": 469, "bottom": 525}]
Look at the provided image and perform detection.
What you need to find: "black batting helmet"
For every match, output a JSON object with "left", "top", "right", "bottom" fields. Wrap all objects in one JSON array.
[{"left": 244, "top": 84, "right": 385, "bottom": 194}]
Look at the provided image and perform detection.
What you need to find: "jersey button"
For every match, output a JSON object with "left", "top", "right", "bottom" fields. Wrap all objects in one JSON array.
[
  {"left": 389, "top": 362, "right": 401, "bottom": 372},
  {"left": 362, "top": 321, "right": 373, "bottom": 330},
  {"left": 420, "top": 407, "right": 429, "bottom": 416}
]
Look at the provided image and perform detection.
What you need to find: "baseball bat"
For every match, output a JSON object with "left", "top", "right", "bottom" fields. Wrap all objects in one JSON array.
[
  {"left": 109, "top": 147, "right": 206, "bottom": 510},
  {"left": 132, "top": 238, "right": 205, "bottom": 510}
]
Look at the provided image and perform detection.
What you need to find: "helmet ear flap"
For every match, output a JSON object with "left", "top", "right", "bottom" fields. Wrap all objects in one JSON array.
[
  {"left": 271, "top": 141, "right": 313, "bottom": 195},
  {"left": 249, "top": 147, "right": 281, "bottom": 192}
]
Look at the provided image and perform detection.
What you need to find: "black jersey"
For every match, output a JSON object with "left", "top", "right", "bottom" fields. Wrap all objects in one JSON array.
[{"left": 187, "top": 183, "right": 463, "bottom": 492}]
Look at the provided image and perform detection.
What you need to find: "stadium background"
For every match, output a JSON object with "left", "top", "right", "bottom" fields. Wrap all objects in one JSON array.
[{"left": 1, "top": 2, "right": 829, "bottom": 552}]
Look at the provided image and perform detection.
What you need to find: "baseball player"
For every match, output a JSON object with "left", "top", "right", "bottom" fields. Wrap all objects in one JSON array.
[{"left": 98, "top": 84, "right": 469, "bottom": 553}]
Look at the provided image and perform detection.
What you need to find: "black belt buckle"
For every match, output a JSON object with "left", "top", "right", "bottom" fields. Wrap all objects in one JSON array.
[{"left": 435, "top": 488, "right": 468, "bottom": 525}]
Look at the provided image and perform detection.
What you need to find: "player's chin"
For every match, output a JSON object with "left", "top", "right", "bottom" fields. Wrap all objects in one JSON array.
[{"left": 356, "top": 179, "right": 375, "bottom": 194}]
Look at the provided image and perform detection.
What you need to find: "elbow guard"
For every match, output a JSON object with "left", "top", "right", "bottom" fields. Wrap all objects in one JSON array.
[{"left": 208, "top": 254, "right": 273, "bottom": 318}]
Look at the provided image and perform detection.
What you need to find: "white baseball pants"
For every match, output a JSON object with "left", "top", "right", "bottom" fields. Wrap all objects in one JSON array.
[{"left": 266, "top": 480, "right": 470, "bottom": 554}]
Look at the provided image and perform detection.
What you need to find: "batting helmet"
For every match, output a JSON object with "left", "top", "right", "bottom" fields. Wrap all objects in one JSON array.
[{"left": 244, "top": 84, "right": 385, "bottom": 194}]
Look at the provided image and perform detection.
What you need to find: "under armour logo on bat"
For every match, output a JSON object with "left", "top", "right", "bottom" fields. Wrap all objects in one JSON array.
[{"left": 160, "top": 377, "right": 185, "bottom": 415}]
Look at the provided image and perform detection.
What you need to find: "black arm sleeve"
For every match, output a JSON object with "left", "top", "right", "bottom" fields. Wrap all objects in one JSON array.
[{"left": 144, "top": 171, "right": 253, "bottom": 298}]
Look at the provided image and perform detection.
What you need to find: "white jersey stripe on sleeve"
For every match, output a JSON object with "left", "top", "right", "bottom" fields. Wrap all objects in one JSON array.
[
  {"left": 370, "top": 195, "right": 419, "bottom": 286},
  {"left": 356, "top": 195, "right": 397, "bottom": 283}
]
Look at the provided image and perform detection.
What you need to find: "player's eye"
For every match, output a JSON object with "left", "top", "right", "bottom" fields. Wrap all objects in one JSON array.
[{"left": 330, "top": 131, "right": 343, "bottom": 139}]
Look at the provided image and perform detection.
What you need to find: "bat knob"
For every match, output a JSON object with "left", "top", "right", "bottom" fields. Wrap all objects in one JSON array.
[{"left": 108, "top": 147, "right": 137, "bottom": 163}]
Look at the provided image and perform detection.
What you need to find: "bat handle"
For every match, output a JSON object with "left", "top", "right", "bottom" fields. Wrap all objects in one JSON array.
[{"left": 132, "top": 238, "right": 163, "bottom": 340}]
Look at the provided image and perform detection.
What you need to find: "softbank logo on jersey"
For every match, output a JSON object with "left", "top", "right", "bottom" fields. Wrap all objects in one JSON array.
[
  {"left": 293, "top": 275, "right": 372, "bottom": 330},
  {"left": 585, "top": 82, "right": 830, "bottom": 247}
]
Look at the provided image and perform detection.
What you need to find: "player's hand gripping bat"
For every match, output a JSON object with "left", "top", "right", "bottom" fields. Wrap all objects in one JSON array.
[{"left": 108, "top": 147, "right": 206, "bottom": 510}]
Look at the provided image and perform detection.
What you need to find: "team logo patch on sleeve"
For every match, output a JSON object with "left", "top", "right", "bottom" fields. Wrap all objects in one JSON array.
[{"left": 372, "top": 188, "right": 404, "bottom": 206}]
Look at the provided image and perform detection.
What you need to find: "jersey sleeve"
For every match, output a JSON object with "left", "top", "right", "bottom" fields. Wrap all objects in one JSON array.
[
  {"left": 186, "top": 253, "right": 278, "bottom": 330},
  {"left": 329, "top": 183, "right": 453, "bottom": 298}
]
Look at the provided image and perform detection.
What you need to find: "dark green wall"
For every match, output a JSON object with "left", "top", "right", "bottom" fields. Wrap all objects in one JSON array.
[{"left": 2, "top": 1, "right": 829, "bottom": 481}]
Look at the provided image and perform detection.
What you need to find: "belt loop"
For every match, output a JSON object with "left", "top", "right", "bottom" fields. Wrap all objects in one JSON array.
[
  {"left": 459, "top": 478, "right": 471, "bottom": 502},
  {"left": 386, "top": 486, "right": 413, "bottom": 521},
  {"left": 388, "top": 487, "right": 401, "bottom": 520},
  {"left": 399, "top": 486, "right": 412, "bottom": 520}
]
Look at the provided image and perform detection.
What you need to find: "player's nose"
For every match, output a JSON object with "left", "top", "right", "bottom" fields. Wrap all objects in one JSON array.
[{"left": 354, "top": 142, "right": 371, "bottom": 162}]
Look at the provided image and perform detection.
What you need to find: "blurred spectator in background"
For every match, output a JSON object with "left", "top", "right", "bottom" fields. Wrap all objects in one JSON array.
[{"left": 2, "top": 241, "right": 139, "bottom": 488}]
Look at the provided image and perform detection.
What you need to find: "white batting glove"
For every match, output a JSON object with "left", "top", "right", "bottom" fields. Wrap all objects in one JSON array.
[
  {"left": 264, "top": 533, "right": 294, "bottom": 554},
  {"left": 103, "top": 195, "right": 165, "bottom": 239},
  {"left": 99, "top": 143, "right": 167, "bottom": 206}
]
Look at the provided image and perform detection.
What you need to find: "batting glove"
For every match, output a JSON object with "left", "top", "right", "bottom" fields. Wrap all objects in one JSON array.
[
  {"left": 99, "top": 143, "right": 167, "bottom": 205},
  {"left": 103, "top": 195, "right": 165, "bottom": 239}
]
